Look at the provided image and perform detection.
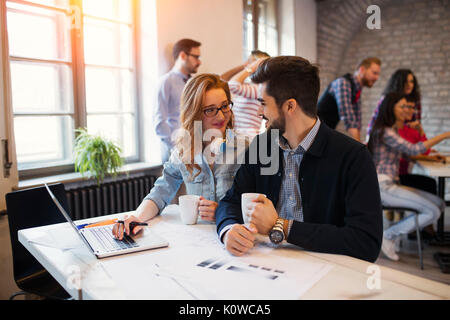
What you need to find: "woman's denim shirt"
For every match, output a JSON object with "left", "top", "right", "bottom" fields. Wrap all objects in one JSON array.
[{"left": 144, "top": 131, "right": 248, "bottom": 213}]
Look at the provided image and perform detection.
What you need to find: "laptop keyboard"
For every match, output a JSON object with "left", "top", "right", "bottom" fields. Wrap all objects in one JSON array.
[{"left": 86, "top": 225, "right": 138, "bottom": 252}]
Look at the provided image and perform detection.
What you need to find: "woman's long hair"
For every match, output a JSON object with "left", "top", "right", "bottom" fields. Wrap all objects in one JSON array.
[
  {"left": 382, "top": 69, "right": 421, "bottom": 104},
  {"left": 367, "top": 92, "right": 406, "bottom": 154},
  {"left": 175, "top": 73, "right": 234, "bottom": 178}
]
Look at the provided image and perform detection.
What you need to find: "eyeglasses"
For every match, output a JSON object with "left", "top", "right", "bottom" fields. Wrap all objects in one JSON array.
[
  {"left": 203, "top": 102, "right": 233, "bottom": 118},
  {"left": 187, "top": 53, "right": 201, "bottom": 60},
  {"left": 400, "top": 104, "right": 416, "bottom": 110}
]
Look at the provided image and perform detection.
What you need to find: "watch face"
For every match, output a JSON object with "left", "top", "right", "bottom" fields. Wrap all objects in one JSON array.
[{"left": 270, "top": 230, "right": 284, "bottom": 244}]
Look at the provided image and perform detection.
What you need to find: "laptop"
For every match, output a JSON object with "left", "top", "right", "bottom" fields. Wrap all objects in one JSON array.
[{"left": 45, "top": 184, "right": 169, "bottom": 258}]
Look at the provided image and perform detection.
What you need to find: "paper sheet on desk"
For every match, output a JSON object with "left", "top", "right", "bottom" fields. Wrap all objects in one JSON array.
[
  {"left": 100, "top": 252, "right": 200, "bottom": 300},
  {"left": 27, "top": 225, "right": 83, "bottom": 251},
  {"left": 100, "top": 247, "right": 333, "bottom": 300}
]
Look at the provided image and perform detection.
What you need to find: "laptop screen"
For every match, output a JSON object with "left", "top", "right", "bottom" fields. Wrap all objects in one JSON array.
[{"left": 45, "top": 184, "right": 84, "bottom": 236}]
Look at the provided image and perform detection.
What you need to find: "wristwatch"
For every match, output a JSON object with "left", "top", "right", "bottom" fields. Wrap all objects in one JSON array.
[{"left": 269, "top": 218, "right": 286, "bottom": 244}]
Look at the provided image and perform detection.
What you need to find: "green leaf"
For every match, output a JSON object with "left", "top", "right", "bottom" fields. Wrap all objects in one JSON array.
[{"left": 73, "top": 127, "right": 124, "bottom": 185}]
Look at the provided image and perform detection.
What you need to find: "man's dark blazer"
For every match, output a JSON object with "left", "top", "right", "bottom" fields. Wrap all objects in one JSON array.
[{"left": 216, "top": 123, "right": 383, "bottom": 263}]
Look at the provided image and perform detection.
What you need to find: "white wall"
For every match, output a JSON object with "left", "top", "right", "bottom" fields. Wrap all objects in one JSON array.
[
  {"left": 140, "top": 0, "right": 244, "bottom": 163},
  {"left": 294, "top": 0, "right": 317, "bottom": 62},
  {"left": 278, "top": 0, "right": 296, "bottom": 55},
  {"left": 155, "top": 0, "right": 243, "bottom": 76},
  {"left": 277, "top": 0, "right": 317, "bottom": 61}
]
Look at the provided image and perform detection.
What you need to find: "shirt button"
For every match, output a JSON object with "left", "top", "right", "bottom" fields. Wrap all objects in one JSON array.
[
  {"left": 289, "top": 196, "right": 293, "bottom": 201},
  {"left": 289, "top": 173, "right": 293, "bottom": 178}
]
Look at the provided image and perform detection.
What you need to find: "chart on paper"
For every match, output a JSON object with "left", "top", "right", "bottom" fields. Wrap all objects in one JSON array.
[{"left": 196, "top": 256, "right": 287, "bottom": 281}]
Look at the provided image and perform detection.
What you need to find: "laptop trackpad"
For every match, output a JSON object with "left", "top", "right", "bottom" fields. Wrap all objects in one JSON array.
[{"left": 132, "top": 228, "right": 168, "bottom": 247}]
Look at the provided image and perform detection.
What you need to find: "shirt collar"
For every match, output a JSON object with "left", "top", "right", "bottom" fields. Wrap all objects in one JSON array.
[
  {"left": 352, "top": 73, "right": 362, "bottom": 92},
  {"left": 171, "top": 68, "right": 190, "bottom": 82},
  {"left": 277, "top": 118, "right": 321, "bottom": 153}
]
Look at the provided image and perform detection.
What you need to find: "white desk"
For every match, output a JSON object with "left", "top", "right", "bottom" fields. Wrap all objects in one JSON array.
[
  {"left": 413, "top": 156, "right": 450, "bottom": 272},
  {"left": 18, "top": 205, "right": 450, "bottom": 300},
  {"left": 414, "top": 157, "right": 450, "bottom": 234}
]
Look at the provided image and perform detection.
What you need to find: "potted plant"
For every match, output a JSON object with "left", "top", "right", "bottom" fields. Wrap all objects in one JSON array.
[{"left": 73, "top": 128, "right": 124, "bottom": 185}]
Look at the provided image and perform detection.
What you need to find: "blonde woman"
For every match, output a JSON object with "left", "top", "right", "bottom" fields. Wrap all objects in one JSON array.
[{"left": 113, "top": 74, "right": 245, "bottom": 239}]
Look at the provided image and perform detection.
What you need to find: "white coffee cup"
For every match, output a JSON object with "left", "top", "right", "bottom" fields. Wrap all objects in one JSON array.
[
  {"left": 241, "top": 193, "right": 266, "bottom": 224},
  {"left": 179, "top": 195, "right": 200, "bottom": 225}
]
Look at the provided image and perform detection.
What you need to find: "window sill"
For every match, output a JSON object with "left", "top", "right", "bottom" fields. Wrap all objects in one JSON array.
[{"left": 16, "top": 162, "right": 163, "bottom": 191}]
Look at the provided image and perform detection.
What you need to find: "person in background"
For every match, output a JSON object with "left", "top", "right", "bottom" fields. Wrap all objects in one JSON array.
[
  {"left": 317, "top": 57, "right": 381, "bottom": 142},
  {"left": 153, "top": 38, "right": 202, "bottom": 163},
  {"left": 368, "top": 69, "right": 444, "bottom": 229},
  {"left": 367, "top": 69, "right": 422, "bottom": 140},
  {"left": 397, "top": 97, "right": 446, "bottom": 240},
  {"left": 221, "top": 50, "right": 270, "bottom": 139},
  {"left": 114, "top": 74, "right": 244, "bottom": 240},
  {"left": 367, "top": 92, "right": 449, "bottom": 261}
]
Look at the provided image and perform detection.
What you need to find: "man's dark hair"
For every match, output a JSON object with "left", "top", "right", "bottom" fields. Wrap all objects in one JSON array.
[
  {"left": 250, "top": 56, "right": 320, "bottom": 117},
  {"left": 172, "top": 38, "right": 201, "bottom": 61}
]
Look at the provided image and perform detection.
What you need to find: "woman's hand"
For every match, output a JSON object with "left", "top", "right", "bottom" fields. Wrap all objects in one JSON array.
[
  {"left": 112, "top": 215, "right": 145, "bottom": 240},
  {"left": 407, "top": 120, "right": 424, "bottom": 136},
  {"left": 427, "top": 154, "right": 446, "bottom": 163},
  {"left": 198, "top": 196, "right": 218, "bottom": 222}
]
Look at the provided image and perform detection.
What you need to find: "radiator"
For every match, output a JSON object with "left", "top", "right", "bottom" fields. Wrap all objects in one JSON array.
[{"left": 66, "top": 175, "right": 157, "bottom": 220}]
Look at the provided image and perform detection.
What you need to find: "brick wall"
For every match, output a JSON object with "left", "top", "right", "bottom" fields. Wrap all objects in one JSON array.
[{"left": 317, "top": 0, "right": 450, "bottom": 198}]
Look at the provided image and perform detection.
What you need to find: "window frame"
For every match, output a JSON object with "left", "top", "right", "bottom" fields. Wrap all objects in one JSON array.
[
  {"left": 242, "top": 0, "right": 278, "bottom": 59},
  {"left": 5, "top": 0, "right": 142, "bottom": 180}
]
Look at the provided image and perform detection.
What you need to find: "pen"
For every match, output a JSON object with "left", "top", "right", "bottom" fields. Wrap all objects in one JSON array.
[
  {"left": 130, "top": 222, "right": 148, "bottom": 227},
  {"left": 83, "top": 218, "right": 119, "bottom": 229},
  {"left": 117, "top": 220, "right": 148, "bottom": 227}
]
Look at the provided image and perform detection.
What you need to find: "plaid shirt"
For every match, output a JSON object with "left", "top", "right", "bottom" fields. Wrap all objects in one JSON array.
[
  {"left": 366, "top": 96, "right": 422, "bottom": 140},
  {"left": 276, "top": 118, "right": 321, "bottom": 223},
  {"left": 329, "top": 74, "right": 362, "bottom": 130},
  {"left": 372, "top": 127, "right": 427, "bottom": 180}
]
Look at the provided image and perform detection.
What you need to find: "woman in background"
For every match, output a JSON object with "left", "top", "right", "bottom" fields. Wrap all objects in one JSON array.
[
  {"left": 367, "top": 92, "right": 449, "bottom": 261},
  {"left": 367, "top": 69, "right": 421, "bottom": 138}
]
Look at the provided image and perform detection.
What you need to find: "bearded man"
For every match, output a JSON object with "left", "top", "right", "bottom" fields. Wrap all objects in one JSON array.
[
  {"left": 154, "top": 38, "right": 202, "bottom": 162},
  {"left": 215, "top": 56, "right": 383, "bottom": 263},
  {"left": 317, "top": 57, "right": 381, "bottom": 142}
]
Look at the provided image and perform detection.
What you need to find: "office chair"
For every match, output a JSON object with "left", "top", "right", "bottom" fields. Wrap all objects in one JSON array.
[
  {"left": 5, "top": 183, "right": 72, "bottom": 300},
  {"left": 382, "top": 206, "right": 423, "bottom": 270}
]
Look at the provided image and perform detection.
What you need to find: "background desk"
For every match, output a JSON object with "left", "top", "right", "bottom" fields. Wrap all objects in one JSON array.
[
  {"left": 18, "top": 205, "right": 450, "bottom": 300},
  {"left": 413, "top": 156, "right": 450, "bottom": 273}
]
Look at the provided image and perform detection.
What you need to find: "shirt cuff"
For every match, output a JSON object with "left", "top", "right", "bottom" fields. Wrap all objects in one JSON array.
[
  {"left": 143, "top": 195, "right": 165, "bottom": 214},
  {"left": 219, "top": 224, "right": 236, "bottom": 243},
  {"left": 287, "top": 220, "right": 293, "bottom": 237}
]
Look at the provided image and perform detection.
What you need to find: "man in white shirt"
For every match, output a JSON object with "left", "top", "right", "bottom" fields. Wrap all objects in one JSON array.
[{"left": 154, "top": 38, "right": 202, "bottom": 162}]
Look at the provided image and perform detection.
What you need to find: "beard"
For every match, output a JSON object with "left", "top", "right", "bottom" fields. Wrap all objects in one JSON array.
[
  {"left": 266, "top": 113, "right": 286, "bottom": 136},
  {"left": 185, "top": 62, "right": 199, "bottom": 75},
  {"left": 361, "top": 76, "right": 375, "bottom": 88}
]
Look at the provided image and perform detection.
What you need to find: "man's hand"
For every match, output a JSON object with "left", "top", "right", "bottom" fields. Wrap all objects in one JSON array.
[
  {"left": 245, "top": 195, "right": 278, "bottom": 235},
  {"left": 224, "top": 224, "right": 257, "bottom": 256}
]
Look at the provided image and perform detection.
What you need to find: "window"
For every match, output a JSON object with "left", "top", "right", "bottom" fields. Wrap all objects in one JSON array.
[
  {"left": 6, "top": 0, "right": 139, "bottom": 178},
  {"left": 242, "top": 0, "right": 278, "bottom": 59}
]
